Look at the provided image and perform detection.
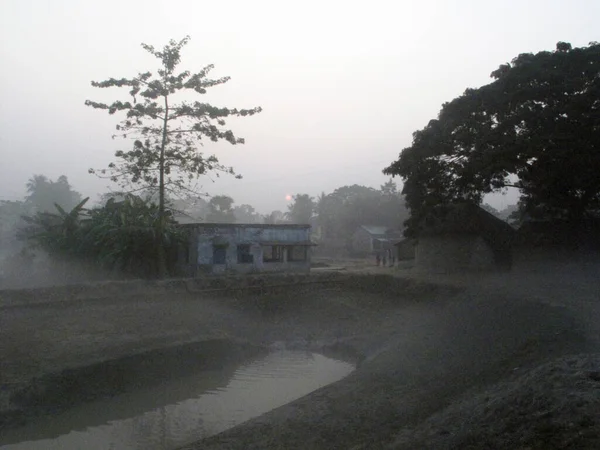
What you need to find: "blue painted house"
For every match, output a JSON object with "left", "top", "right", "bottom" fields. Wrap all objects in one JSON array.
[{"left": 178, "top": 223, "right": 315, "bottom": 276}]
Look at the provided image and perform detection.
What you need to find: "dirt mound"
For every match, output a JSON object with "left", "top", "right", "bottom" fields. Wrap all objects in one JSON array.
[{"left": 390, "top": 353, "right": 600, "bottom": 450}]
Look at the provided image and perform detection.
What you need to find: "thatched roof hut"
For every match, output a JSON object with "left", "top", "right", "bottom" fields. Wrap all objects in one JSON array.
[{"left": 415, "top": 203, "right": 516, "bottom": 273}]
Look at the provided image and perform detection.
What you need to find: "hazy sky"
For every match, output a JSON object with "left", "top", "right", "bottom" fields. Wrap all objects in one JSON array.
[{"left": 1, "top": 0, "right": 598, "bottom": 213}]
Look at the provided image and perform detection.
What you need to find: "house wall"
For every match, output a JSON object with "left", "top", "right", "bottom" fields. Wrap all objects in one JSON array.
[
  {"left": 415, "top": 235, "right": 495, "bottom": 273},
  {"left": 181, "top": 225, "right": 312, "bottom": 275},
  {"left": 395, "top": 239, "right": 416, "bottom": 260}
]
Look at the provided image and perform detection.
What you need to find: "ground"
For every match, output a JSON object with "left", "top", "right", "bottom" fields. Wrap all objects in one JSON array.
[{"left": 1, "top": 251, "right": 599, "bottom": 449}]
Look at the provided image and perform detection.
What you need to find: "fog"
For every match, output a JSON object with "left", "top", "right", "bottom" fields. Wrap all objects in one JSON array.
[
  {"left": 1, "top": 0, "right": 598, "bottom": 213},
  {"left": 2, "top": 3, "right": 600, "bottom": 447}
]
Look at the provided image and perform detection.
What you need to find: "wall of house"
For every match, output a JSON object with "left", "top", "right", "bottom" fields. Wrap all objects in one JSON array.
[
  {"left": 185, "top": 225, "right": 311, "bottom": 275},
  {"left": 395, "top": 239, "right": 416, "bottom": 260},
  {"left": 415, "top": 234, "right": 495, "bottom": 273}
]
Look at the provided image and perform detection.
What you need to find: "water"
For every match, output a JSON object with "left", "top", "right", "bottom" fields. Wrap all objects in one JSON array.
[{"left": 1, "top": 350, "right": 354, "bottom": 450}]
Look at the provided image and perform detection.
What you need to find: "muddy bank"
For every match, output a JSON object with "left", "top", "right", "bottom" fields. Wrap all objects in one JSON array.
[
  {"left": 389, "top": 353, "right": 600, "bottom": 450},
  {"left": 1, "top": 339, "right": 265, "bottom": 431},
  {"left": 0, "top": 271, "right": 457, "bottom": 310},
  {"left": 185, "top": 288, "right": 589, "bottom": 449},
  {"left": 0, "top": 274, "right": 452, "bottom": 434},
  {"left": 2, "top": 266, "right": 597, "bottom": 449}
]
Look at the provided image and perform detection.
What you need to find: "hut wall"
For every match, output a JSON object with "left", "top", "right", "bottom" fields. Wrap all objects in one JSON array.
[
  {"left": 396, "top": 239, "right": 416, "bottom": 260},
  {"left": 415, "top": 235, "right": 495, "bottom": 273}
]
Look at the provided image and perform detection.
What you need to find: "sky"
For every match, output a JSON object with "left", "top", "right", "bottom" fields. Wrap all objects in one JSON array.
[{"left": 1, "top": 0, "right": 598, "bottom": 214}]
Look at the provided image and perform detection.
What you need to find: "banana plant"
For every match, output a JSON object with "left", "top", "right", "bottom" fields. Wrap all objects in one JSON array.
[{"left": 20, "top": 197, "right": 90, "bottom": 256}]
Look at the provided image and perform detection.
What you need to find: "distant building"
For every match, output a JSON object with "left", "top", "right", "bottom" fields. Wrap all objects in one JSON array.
[
  {"left": 177, "top": 223, "right": 315, "bottom": 276},
  {"left": 351, "top": 225, "right": 403, "bottom": 255},
  {"left": 415, "top": 203, "right": 515, "bottom": 273}
]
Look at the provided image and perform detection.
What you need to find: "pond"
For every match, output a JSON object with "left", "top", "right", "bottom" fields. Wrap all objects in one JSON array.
[{"left": 0, "top": 350, "right": 354, "bottom": 450}]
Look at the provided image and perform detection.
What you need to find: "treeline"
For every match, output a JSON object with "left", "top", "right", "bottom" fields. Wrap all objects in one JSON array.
[{"left": 0, "top": 175, "right": 410, "bottom": 281}]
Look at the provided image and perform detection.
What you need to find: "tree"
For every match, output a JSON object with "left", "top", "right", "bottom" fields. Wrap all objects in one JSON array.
[
  {"left": 385, "top": 41, "right": 600, "bottom": 234},
  {"left": 85, "top": 36, "right": 262, "bottom": 277},
  {"left": 380, "top": 179, "right": 399, "bottom": 196},
  {"left": 286, "top": 194, "right": 315, "bottom": 223},
  {"left": 85, "top": 195, "right": 183, "bottom": 276},
  {"left": 315, "top": 184, "right": 408, "bottom": 242},
  {"left": 263, "top": 210, "right": 286, "bottom": 224},
  {"left": 206, "top": 195, "right": 235, "bottom": 223},
  {"left": 233, "top": 204, "right": 261, "bottom": 223},
  {"left": 25, "top": 175, "right": 82, "bottom": 213},
  {"left": 20, "top": 194, "right": 183, "bottom": 278},
  {"left": 20, "top": 197, "right": 90, "bottom": 258}
]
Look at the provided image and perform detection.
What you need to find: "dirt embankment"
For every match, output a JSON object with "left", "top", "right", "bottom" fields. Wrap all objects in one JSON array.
[
  {"left": 187, "top": 257, "right": 600, "bottom": 450},
  {"left": 0, "top": 273, "right": 456, "bottom": 430},
  {"left": 2, "top": 259, "right": 599, "bottom": 449}
]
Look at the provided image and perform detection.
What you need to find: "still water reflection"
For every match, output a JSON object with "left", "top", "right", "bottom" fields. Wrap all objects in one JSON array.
[{"left": 1, "top": 350, "right": 354, "bottom": 450}]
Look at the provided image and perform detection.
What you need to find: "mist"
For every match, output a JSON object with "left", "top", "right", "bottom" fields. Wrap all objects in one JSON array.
[
  {"left": 1, "top": 0, "right": 598, "bottom": 213},
  {"left": 2, "top": 2, "right": 600, "bottom": 450}
]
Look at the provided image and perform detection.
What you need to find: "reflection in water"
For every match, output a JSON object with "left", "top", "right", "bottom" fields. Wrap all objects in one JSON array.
[{"left": 1, "top": 351, "right": 354, "bottom": 450}]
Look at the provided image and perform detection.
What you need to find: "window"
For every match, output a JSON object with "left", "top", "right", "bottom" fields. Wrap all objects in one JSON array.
[
  {"left": 288, "top": 245, "right": 307, "bottom": 261},
  {"left": 263, "top": 245, "right": 284, "bottom": 262},
  {"left": 237, "top": 244, "right": 253, "bottom": 264},
  {"left": 212, "top": 246, "right": 226, "bottom": 264}
]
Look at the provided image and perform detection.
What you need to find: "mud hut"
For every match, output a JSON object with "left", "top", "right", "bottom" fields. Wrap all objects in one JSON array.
[
  {"left": 394, "top": 238, "right": 416, "bottom": 260},
  {"left": 415, "top": 203, "right": 515, "bottom": 273}
]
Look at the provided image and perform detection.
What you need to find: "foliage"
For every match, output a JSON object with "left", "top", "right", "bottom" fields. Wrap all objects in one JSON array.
[
  {"left": 263, "top": 210, "right": 286, "bottom": 224},
  {"left": 316, "top": 182, "right": 408, "bottom": 241},
  {"left": 286, "top": 194, "right": 315, "bottom": 223},
  {"left": 85, "top": 195, "right": 183, "bottom": 275},
  {"left": 85, "top": 36, "right": 261, "bottom": 276},
  {"left": 20, "top": 197, "right": 90, "bottom": 256},
  {"left": 384, "top": 42, "right": 600, "bottom": 234},
  {"left": 170, "top": 196, "right": 210, "bottom": 223},
  {"left": 25, "top": 175, "right": 82, "bottom": 213},
  {"left": 20, "top": 194, "right": 183, "bottom": 278},
  {"left": 206, "top": 195, "right": 235, "bottom": 223},
  {"left": 233, "top": 204, "right": 261, "bottom": 223}
]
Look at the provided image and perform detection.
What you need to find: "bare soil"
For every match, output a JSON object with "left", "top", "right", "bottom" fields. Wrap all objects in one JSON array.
[
  {"left": 186, "top": 253, "right": 600, "bottom": 450},
  {"left": 2, "top": 252, "right": 599, "bottom": 449}
]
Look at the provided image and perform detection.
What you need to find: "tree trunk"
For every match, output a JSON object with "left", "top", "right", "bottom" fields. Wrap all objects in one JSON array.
[{"left": 156, "top": 94, "right": 169, "bottom": 279}]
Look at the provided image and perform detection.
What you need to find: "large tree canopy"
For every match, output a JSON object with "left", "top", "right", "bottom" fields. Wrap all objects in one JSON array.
[
  {"left": 286, "top": 194, "right": 315, "bottom": 224},
  {"left": 384, "top": 41, "right": 600, "bottom": 233},
  {"left": 316, "top": 183, "right": 408, "bottom": 240},
  {"left": 206, "top": 195, "right": 235, "bottom": 223}
]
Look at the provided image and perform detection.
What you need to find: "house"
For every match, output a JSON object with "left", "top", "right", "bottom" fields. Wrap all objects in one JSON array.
[
  {"left": 414, "top": 203, "right": 515, "bottom": 273},
  {"left": 351, "top": 225, "right": 403, "bottom": 256},
  {"left": 394, "top": 238, "right": 416, "bottom": 260},
  {"left": 177, "top": 223, "right": 315, "bottom": 276}
]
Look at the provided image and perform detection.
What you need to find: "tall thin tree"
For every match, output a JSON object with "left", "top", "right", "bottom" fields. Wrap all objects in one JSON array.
[{"left": 86, "top": 36, "right": 261, "bottom": 276}]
